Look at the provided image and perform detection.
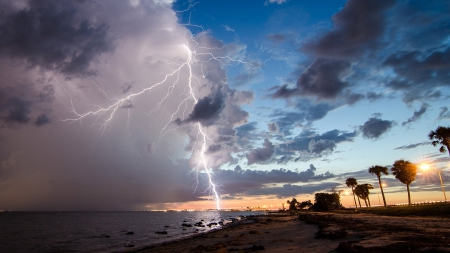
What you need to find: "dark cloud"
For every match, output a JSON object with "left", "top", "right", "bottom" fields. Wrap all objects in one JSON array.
[
  {"left": 402, "top": 103, "right": 428, "bottom": 126},
  {"left": 34, "top": 113, "right": 51, "bottom": 126},
  {"left": 394, "top": 142, "right": 430, "bottom": 150},
  {"left": 1, "top": 97, "right": 32, "bottom": 126},
  {"left": 176, "top": 92, "right": 225, "bottom": 126},
  {"left": 246, "top": 138, "right": 275, "bottom": 165},
  {"left": 0, "top": 0, "right": 114, "bottom": 77},
  {"left": 272, "top": 58, "right": 351, "bottom": 100},
  {"left": 359, "top": 116, "right": 395, "bottom": 139},
  {"left": 384, "top": 47, "right": 450, "bottom": 102},
  {"left": 212, "top": 164, "right": 334, "bottom": 196},
  {"left": 302, "top": 0, "right": 395, "bottom": 59}
]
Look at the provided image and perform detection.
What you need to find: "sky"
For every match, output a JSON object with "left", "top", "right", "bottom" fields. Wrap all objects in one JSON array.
[{"left": 0, "top": 0, "right": 449, "bottom": 211}]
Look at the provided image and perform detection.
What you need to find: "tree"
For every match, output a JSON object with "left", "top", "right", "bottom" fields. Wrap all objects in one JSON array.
[
  {"left": 354, "top": 184, "right": 374, "bottom": 207},
  {"left": 368, "top": 165, "right": 389, "bottom": 207},
  {"left": 429, "top": 126, "right": 450, "bottom": 157},
  {"left": 287, "top": 198, "right": 298, "bottom": 210},
  {"left": 391, "top": 159, "right": 417, "bottom": 206},
  {"left": 297, "top": 200, "right": 313, "bottom": 209},
  {"left": 312, "top": 192, "right": 342, "bottom": 211},
  {"left": 345, "top": 177, "right": 359, "bottom": 208}
]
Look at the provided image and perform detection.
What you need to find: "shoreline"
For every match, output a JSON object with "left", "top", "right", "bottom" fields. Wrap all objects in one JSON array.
[{"left": 121, "top": 211, "right": 450, "bottom": 253}]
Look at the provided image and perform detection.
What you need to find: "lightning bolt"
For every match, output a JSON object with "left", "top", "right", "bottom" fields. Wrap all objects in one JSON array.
[{"left": 61, "top": 5, "right": 263, "bottom": 210}]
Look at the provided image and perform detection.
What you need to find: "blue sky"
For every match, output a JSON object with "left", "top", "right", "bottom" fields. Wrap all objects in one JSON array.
[{"left": 0, "top": 0, "right": 449, "bottom": 210}]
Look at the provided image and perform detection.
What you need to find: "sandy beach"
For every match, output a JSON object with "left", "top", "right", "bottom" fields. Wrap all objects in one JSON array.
[{"left": 125, "top": 211, "right": 450, "bottom": 253}]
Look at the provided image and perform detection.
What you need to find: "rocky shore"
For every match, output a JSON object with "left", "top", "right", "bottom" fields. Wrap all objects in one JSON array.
[{"left": 123, "top": 211, "right": 450, "bottom": 252}]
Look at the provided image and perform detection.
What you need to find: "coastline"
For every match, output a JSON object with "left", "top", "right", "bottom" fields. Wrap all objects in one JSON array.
[{"left": 121, "top": 211, "right": 450, "bottom": 253}]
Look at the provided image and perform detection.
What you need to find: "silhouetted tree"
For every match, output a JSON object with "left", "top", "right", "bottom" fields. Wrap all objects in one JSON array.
[
  {"left": 298, "top": 200, "right": 313, "bottom": 209},
  {"left": 312, "top": 192, "right": 341, "bottom": 211},
  {"left": 429, "top": 126, "right": 450, "bottom": 157},
  {"left": 345, "top": 177, "right": 359, "bottom": 208},
  {"left": 287, "top": 198, "right": 298, "bottom": 210},
  {"left": 368, "top": 165, "right": 389, "bottom": 207},
  {"left": 355, "top": 184, "right": 374, "bottom": 207},
  {"left": 391, "top": 159, "right": 417, "bottom": 206}
]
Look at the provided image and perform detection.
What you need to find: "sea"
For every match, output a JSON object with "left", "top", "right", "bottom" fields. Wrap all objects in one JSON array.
[{"left": 0, "top": 211, "right": 265, "bottom": 253}]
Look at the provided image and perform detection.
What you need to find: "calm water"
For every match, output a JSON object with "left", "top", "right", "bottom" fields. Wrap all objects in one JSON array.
[{"left": 0, "top": 211, "right": 264, "bottom": 253}]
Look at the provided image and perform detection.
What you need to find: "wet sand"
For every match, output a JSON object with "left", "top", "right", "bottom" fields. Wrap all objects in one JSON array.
[{"left": 125, "top": 211, "right": 450, "bottom": 252}]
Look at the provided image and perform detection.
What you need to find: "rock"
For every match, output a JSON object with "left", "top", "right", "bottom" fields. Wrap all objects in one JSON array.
[
  {"left": 126, "top": 231, "right": 134, "bottom": 235},
  {"left": 155, "top": 231, "right": 168, "bottom": 235},
  {"left": 164, "top": 225, "right": 170, "bottom": 228},
  {"left": 249, "top": 230, "right": 262, "bottom": 234},
  {"left": 245, "top": 245, "right": 264, "bottom": 250},
  {"left": 336, "top": 242, "right": 356, "bottom": 253}
]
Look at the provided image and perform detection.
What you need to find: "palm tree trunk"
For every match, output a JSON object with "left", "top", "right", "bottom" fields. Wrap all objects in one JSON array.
[
  {"left": 363, "top": 198, "right": 368, "bottom": 207},
  {"left": 357, "top": 196, "right": 362, "bottom": 208},
  {"left": 352, "top": 187, "right": 358, "bottom": 208},
  {"left": 367, "top": 196, "right": 371, "bottom": 207},
  {"left": 378, "top": 176, "right": 387, "bottom": 207},
  {"left": 407, "top": 183, "right": 411, "bottom": 206}
]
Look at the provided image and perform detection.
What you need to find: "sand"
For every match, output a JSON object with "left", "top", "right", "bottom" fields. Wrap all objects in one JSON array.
[{"left": 125, "top": 211, "right": 450, "bottom": 253}]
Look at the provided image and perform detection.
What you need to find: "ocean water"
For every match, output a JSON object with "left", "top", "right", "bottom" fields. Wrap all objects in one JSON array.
[{"left": 0, "top": 211, "right": 264, "bottom": 253}]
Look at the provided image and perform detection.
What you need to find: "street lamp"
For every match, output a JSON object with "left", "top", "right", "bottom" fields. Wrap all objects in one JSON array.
[{"left": 421, "top": 163, "right": 447, "bottom": 201}]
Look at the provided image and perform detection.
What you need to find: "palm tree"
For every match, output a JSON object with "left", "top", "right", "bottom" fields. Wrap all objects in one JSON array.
[
  {"left": 354, "top": 184, "right": 374, "bottom": 207},
  {"left": 429, "top": 126, "right": 450, "bottom": 157},
  {"left": 368, "top": 165, "right": 389, "bottom": 207},
  {"left": 346, "top": 177, "right": 359, "bottom": 208},
  {"left": 391, "top": 159, "right": 417, "bottom": 206}
]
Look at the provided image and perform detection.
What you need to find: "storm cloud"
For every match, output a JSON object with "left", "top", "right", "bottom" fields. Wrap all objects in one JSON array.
[
  {"left": 302, "top": 0, "right": 395, "bottom": 59},
  {"left": 272, "top": 58, "right": 352, "bottom": 100},
  {"left": 0, "top": 0, "right": 114, "bottom": 77}
]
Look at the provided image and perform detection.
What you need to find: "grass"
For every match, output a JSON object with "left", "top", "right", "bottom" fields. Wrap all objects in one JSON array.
[{"left": 337, "top": 202, "right": 450, "bottom": 217}]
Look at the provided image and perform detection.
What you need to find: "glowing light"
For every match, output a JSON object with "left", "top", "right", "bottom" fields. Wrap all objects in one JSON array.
[{"left": 421, "top": 163, "right": 430, "bottom": 171}]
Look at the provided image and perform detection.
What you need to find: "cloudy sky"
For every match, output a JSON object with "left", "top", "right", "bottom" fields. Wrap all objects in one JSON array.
[{"left": 0, "top": 0, "right": 449, "bottom": 211}]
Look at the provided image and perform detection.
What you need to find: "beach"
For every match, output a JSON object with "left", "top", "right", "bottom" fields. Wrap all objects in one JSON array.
[{"left": 127, "top": 211, "right": 450, "bottom": 253}]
